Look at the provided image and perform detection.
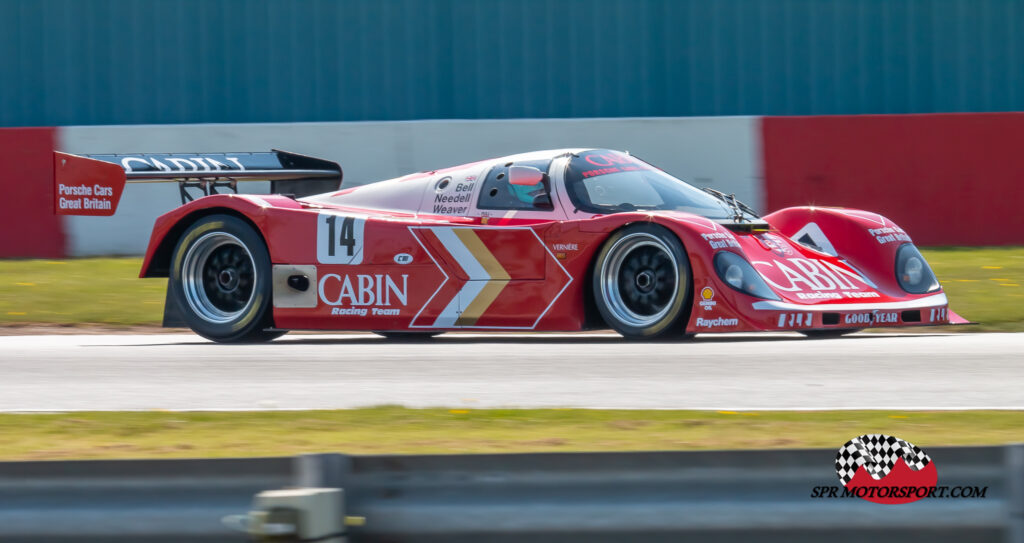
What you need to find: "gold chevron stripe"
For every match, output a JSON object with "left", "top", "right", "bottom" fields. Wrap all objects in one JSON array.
[
  {"left": 453, "top": 228, "right": 511, "bottom": 280},
  {"left": 451, "top": 228, "right": 510, "bottom": 326},
  {"left": 455, "top": 279, "right": 509, "bottom": 326}
]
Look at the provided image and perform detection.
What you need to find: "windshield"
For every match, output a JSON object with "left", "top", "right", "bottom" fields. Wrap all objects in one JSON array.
[{"left": 564, "top": 150, "right": 758, "bottom": 220}]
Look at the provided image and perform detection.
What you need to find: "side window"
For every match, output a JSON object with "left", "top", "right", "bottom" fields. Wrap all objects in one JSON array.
[{"left": 477, "top": 159, "right": 553, "bottom": 211}]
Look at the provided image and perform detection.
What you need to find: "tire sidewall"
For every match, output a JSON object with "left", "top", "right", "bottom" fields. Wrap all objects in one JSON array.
[
  {"left": 592, "top": 223, "right": 692, "bottom": 338},
  {"left": 170, "top": 214, "right": 273, "bottom": 342}
]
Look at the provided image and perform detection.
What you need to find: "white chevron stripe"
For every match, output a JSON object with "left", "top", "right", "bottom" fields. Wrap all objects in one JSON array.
[
  {"left": 429, "top": 227, "right": 492, "bottom": 327},
  {"left": 408, "top": 226, "right": 574, "bottom": 330},
  {"left": 432, "top": 280, "right": 487, "bottom": 328},
  {"left": 430, "top": 227, "right": 489, "bottom": 280}
]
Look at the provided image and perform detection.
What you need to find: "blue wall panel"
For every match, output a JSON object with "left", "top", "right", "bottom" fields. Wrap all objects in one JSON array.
[{"left": 1, "top": 0, "right": 1022, "bottom": 126}]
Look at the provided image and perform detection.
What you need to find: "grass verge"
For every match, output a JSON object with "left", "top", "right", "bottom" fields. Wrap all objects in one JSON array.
[
  {"left": 0, "top": 258, "right": 164, "bottom": 325},
  {"left": 923, "top": 246, "right": 1024, "bottom": 331},
  {"left": 1, "top": 408, "right": 1022, "bottom": 461},
  {"left": 0, "top": 247, "right": 1023, "bottom": 329}
]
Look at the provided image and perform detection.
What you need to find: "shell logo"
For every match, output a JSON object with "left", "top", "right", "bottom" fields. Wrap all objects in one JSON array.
[{"left": 699, "top": 287, "right": 716, "bottom": 310}]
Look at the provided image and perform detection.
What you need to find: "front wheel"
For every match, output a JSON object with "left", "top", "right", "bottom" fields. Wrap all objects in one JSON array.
[
  {"left": 169, "top": 214, "right": 284, "bottom": 343},
  {"left": 592, "top": 224, "right": 692, "bottom": 339}
]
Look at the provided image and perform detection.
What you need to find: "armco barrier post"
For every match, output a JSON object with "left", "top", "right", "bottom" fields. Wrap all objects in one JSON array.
[{"left": 294, "top": 453, "right": 351, "bottom": 488}]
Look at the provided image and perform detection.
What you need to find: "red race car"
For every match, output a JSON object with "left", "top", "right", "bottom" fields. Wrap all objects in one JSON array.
[{"left": 54, "top": 148, "right": 966, "bottom": 342}]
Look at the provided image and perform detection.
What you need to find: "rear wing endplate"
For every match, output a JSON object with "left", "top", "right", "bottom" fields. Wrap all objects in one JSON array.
[{"left": 54, "top": 150, "right": 342, "bottom": 216}]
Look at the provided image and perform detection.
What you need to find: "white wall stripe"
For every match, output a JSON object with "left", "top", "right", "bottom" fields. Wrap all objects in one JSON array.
[{"left": 58, "top": 117, "right": 761, "bottom": 256}]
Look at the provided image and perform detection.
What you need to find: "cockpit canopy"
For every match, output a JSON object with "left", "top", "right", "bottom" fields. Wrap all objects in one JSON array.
[
  {"left": 305, "top": 148, "right": 758, "bottom": 221},
  {"left": 564, "top": 150, "right": 758, "bottom": 220}
]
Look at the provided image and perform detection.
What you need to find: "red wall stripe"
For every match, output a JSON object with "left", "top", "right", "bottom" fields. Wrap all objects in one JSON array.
[
  {"left": 0, "top": 127, "right": 64, "bottom": 258},
  {"left": 761, "top": 113, "right": 1024, "bottom": 246}
]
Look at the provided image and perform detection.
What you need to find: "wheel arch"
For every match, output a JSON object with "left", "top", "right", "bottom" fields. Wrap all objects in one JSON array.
[{"left": 142, "top": 207, "right": 268, "bottom": 278}]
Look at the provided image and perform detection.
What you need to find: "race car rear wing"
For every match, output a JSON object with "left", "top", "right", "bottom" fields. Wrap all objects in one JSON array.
[{"left": 54, "top": 150, "right": 342, "bottom": 216}]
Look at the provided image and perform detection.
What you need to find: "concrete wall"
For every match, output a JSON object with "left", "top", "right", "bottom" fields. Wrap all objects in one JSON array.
[
  {"left": 5, "top": 112, "right": 1020, "bottom": 258},
  {"left": 60, "top": 117, "right": 762, "bottom": 256}
]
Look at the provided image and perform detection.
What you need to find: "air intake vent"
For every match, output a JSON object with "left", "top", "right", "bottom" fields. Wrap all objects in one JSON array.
[{"left": 901, "top": 310, "right": 922, "bottom": 323}]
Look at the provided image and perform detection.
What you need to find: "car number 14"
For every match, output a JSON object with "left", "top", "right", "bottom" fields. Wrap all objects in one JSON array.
[{"left": 317, "top": 212, "right": 366, "bottom": 264}]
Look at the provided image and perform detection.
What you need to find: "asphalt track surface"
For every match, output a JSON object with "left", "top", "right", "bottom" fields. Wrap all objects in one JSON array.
[{"left": 0, "top": 331, "right": 1020, "bottom": 411}]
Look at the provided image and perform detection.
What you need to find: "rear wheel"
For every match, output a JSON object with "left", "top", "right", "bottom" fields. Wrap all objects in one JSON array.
[
  {"left": 592, "top": 224, "right": 692, "bottom": 339},
  {"left": 170, "top": 214, "right": 284, "bottom": 343}
]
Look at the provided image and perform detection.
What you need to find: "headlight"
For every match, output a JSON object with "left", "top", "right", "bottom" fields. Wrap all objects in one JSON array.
[
  {"left": 714, "top": 252, "right": 780, "bottom": 300},
  {"left": 895, "top": 243, "right": 939, "bottom": 294},
  {"left": 724, "top": 264, "right": 744, "bottom": 288}
]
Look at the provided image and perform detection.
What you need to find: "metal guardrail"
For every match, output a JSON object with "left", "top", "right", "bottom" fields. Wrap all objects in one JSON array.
[
  {"left": 1, "top": 446, "right": 1021, "bottom": 542},
  {"left": 0, "top": 457, "right": 292, "bottom": 542}
]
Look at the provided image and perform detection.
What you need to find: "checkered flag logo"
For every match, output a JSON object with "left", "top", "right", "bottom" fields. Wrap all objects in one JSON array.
[{"left": 835, "top": 434, "right": 931, "bottom": 486}]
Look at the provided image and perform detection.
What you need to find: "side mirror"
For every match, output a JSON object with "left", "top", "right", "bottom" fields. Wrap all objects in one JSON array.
[{"left": 508, "top": 165, "right": 546, "bottom": 186}]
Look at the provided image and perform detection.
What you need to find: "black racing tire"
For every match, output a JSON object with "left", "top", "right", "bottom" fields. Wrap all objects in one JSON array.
[
  {"left": 592, "top": 223, "right": 693, "bottom": 339},
  {"left": 800, "top": 329, "right": 861, "bottom": 338},
  {"left": 372, "top": 331, "right": 443, "bottom": 341},
  {"left": 169, "top": 214, "right": 284, "bottom": 343}
]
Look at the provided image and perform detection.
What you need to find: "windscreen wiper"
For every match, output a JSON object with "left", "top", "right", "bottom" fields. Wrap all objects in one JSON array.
[{"left": 701, "top": 187, "right": 758, "bottom": 222}]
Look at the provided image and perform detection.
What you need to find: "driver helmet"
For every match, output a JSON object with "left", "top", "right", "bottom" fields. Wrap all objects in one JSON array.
[{"left": 507, "top": 182, "right": 543, "bottom": 204}]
